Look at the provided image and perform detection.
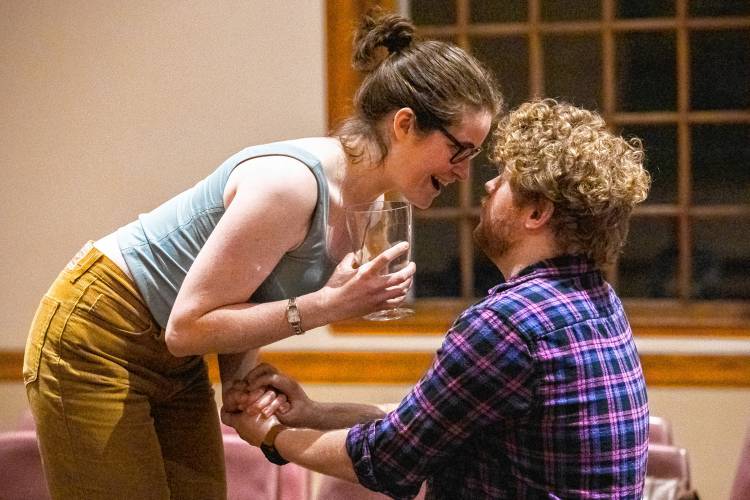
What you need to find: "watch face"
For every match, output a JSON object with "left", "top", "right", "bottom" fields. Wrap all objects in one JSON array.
[{"left": 288, "top": 308, "right": 300, "bottom": 324}]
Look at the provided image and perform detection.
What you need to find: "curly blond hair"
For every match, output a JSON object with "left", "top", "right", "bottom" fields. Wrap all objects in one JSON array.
[{"left": 490, "top": 99, "right": 651, "bottom": 266}]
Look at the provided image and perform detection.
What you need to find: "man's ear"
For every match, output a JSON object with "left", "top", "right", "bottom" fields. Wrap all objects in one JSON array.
[
  {"left": 524, "top": 198, "right": 554, "bottom": 230},
  {"left": 392, "top": 107, "right": 416, "bottom": 141}
]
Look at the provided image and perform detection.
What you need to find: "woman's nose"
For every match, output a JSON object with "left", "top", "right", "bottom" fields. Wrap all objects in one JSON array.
[{"left": 452, "top": 160, "right": 470, "bottom": 181}]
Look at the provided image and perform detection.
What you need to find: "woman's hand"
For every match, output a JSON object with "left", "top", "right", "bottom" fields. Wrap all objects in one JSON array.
[
  {"left": 221, "top": 407, "right": 280, "bottom": 447},
  {"left": 223, "top": 379, "right": 288, "bottom": 416},
  {"left": 320, "top": 242, "right": 415, "bottom": 321}
]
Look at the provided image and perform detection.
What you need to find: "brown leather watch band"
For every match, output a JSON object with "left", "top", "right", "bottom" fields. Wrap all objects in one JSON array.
[{"left": 260, "top": 423, "right": 289, "bottom": 465}]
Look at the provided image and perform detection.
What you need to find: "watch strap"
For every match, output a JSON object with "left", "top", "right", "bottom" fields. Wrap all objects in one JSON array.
[{"left": 260, "top": 423, "right": 289, "bottom": 465}]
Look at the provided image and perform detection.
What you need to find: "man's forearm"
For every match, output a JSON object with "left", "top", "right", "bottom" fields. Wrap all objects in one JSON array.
[
  {"left": 307, "top": 401, "right": 393, "bottom": 430},
  {"left": 275, "top": 427, "right": 358, "bottom": 482}
]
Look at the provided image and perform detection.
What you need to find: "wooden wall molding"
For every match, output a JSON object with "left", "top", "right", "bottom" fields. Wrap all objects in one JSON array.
[
  {"left": 0, "top": 351, "right": 23, "bottom": 382},
  {"left": 4, "top": 350, "right": 750, "bottom": 387},
  {"left": 329, "top": 299, "right": 750, "bottom": 337}
]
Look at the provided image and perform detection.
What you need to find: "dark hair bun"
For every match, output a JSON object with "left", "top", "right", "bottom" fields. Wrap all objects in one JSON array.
[{"left": 353, "top": 10, "right": 415, "bottom": 72}]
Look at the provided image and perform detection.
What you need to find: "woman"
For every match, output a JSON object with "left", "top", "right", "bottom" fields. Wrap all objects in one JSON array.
[{"left": 23, "top": 10, "right": 502, "bottom": 499}]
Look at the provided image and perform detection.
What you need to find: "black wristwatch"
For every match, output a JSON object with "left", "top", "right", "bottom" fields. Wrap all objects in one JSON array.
[{"left": 260, "top": 423, "right": 289, "bottom": 465}]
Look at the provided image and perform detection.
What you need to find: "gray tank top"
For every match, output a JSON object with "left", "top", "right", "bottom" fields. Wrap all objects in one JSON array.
[{"left": 117, "top": 141, "right": 335, "bottom": 329}]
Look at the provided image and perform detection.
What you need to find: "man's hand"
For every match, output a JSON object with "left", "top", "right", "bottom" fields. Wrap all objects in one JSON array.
[
  {"left": 243, "top": 363, "right": 320, "bottom": 428},
  {"left": 221, "top": 407, "right": 280, "bottom": 447},
  {"left": 222, "top": 379, "right": 289, "bottom": 417}
]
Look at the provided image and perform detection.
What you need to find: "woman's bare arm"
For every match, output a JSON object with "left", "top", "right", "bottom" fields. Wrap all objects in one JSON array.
[{"left": 164, "top": 156, "right": 414, "bottom": 357}]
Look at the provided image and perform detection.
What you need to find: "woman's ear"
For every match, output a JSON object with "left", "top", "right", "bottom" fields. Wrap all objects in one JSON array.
[
  {"left": 524, "top": 198, "right": 554, "bottom": 230},
  {"left": 392, "top": 107, "right": 416, "bottom": 141}
]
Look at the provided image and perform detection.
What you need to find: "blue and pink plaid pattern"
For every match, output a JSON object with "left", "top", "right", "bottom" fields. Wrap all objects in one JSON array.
[{"left": 347, "top": 255, "right": 649, "bottom": 499}]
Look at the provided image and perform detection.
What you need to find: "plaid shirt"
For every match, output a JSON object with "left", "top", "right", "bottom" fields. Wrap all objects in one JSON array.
[{"left": 346, "top": 255, "right": 649, "bottom": 499}]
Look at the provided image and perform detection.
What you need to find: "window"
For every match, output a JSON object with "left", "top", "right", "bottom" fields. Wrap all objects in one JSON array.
[
  {"left": 327, "top": 0, "right": 750, "bottom": 334},
  {"left": 407, "top": 0, "right": 749, "bottom": 301}
]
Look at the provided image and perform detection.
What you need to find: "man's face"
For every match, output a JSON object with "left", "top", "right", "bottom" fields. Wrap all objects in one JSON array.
[{"left": 473, "top": 171, "right": 524, "bottom": 261}]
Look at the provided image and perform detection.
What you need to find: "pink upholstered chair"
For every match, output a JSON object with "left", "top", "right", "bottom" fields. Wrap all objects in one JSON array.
[
  {"left": 315, "top": 475, "right": 426, "bottom": 500},
  {"left": 730, "top": 420, "right": 750, "bottom": 500},
  {"left": 7, "top": 416, "right": 308, "bottom": 500},
  {"left": 17, "top": 407, "right": 37, "bottom": 431},
  {"left": 222, "top": 425, "right": 309, "bottom": 500},
  {"left": 0, "top": 430, "right": 51, "bottom": 500},
  {"left": 644, "top": 442, "right": 702, "bottom": 500},
  {"left": 647, "top": 443, "right": 690, "bottom": 486},
  {"left": 649, "top": 415, "right": 674, "bottom": 445}
]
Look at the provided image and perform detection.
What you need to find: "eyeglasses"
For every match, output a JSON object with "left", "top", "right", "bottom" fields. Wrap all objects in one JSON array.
[{"left": 435, "top": 123, "right": 482, "bottom": 164}]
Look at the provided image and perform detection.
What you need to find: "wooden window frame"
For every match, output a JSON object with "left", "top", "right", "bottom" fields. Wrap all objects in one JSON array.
[{"left": 325, "top": 0, "right": 750, "bottom": 337}]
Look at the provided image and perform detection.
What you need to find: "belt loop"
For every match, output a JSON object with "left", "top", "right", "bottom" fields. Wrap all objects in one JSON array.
[{"left": 66, "top": 241, "right": 101, "bottom": 283}]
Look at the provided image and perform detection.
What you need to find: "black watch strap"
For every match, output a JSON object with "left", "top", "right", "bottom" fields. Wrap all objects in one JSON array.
[{"left": 260, "top": 424, "right": 289, "bottom": 465}]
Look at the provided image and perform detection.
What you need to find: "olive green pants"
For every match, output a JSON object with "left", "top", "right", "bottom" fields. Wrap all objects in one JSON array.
[{"left": 24, "top": 242, "right": 226, "bottom": 499}]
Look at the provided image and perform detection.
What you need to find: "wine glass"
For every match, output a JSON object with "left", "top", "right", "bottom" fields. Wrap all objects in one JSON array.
[{"left": 345, "top": 200, "right": 414, "bottom": 321}]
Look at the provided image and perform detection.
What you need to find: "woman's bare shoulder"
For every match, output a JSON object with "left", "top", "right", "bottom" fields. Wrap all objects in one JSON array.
[{"left": 225, "top": 153, "right": 320, "bottom": 215}]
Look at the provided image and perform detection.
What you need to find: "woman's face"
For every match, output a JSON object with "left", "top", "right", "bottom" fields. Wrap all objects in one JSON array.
[{"left": 389, "top": 108, "right": 494, "bottom": 209}]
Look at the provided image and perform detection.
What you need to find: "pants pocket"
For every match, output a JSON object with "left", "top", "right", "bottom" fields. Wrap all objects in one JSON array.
[
  {"left": 23, "top": 295, "right": 60, "bottom": 385},
  {"left": 84, "top": 282, "right": 153, "bottom": 336}
]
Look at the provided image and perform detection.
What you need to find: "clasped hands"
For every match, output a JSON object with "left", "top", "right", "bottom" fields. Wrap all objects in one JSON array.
[{"left": 221, "top": 363, "right": 315, "bottom": 447}]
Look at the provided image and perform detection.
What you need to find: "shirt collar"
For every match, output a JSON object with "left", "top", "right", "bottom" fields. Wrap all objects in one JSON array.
[{"left": 487, "top": 254, "right": 599, "bottom": 295}]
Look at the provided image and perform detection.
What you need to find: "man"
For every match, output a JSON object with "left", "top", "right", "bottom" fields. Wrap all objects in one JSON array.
[{"left": 222, "top": 99, "right": 652, "bottom": 499}]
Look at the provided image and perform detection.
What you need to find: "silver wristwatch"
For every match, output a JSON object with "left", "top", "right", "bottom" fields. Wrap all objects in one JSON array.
[{"left": 286, "top": 297, "right": 304, "bottom": 335}]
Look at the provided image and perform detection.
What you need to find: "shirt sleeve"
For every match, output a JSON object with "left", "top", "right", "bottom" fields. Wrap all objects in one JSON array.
[{"left": 345, "top": 306, "right": 536, "bottom": 499}]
